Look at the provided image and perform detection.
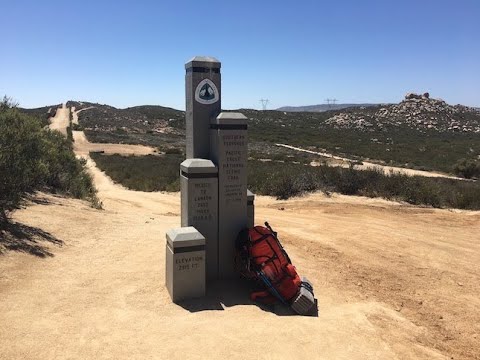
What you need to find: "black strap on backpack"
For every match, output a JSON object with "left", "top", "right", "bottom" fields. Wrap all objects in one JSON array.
[{"left": 264, "top": 222, "right": 292, "bottom": 265}]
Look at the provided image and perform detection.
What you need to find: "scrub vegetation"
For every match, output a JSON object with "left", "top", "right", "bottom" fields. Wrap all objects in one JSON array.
[
  {"left": 90, "top": 153, "right": 182, "bottom": 192},
  {"left": 90, "top": 153, "right": 480, "bottom": 210},
  {"left": 76, "top": 103, "right": 480, "bottom": 175},
  {"left": 0, "top": 97, "right": 100, "bottom": 226},
  {"left": 247, "top": 160, "right": 480, "bottom": 210}
]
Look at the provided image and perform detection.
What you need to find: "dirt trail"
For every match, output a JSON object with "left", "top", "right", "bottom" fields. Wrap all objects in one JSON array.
[
  {"left": 277, "top": 143, "right": 466, "bottom": 180},
  {"left": 48, "top": 103, "right": 70, "bottom": 135}
]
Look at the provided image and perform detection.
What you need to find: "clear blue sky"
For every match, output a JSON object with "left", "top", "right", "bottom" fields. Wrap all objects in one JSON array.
[{"left": 1, "top": 0, "right": 479, "bottom": 109}]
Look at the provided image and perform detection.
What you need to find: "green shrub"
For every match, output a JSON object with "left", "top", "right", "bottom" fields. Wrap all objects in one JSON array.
[
  {"left": 40, "top": 131, "right": 97, "bottom": 201},
  {"left": 164, "top": 147, "right": 183, "bottom": 155},
  {"left": 66, "top": 126, "right": 73, "bottom": 142},
  {"left": 336, "top": 167, "right": 364, "bottom": 195},
  {"left": 0, "top": 101, "right": 100, "bottom": 224},
  {"left": 89, "top": 152, "right": 480, "bottom": 210},
  {"left": 90, "top": 153, "right": 183, "bottom": 192},
  {"left": 0, "top": 107, "right": 46, "bottom": 216},
  {"left": 72, "top": 123, "right": 84, "bottom": 131},
  {"left": 453, "top": 158, "right": 480, "bottom": 179},
  {"left": 247, "top": 160, "right": 480, "bottom": 210}
]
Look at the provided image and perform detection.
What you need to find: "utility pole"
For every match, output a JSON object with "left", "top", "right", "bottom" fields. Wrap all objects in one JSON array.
[{"left": 259, "top": 99, "right": 269, "bottom": 111}]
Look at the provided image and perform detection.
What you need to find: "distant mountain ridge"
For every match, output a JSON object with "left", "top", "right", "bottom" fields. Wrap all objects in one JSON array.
[{"left": 277, "top": 103, "right": 381, "bottom": 112}]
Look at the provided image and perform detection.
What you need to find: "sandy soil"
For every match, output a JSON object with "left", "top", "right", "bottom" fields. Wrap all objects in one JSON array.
[
  {"left": 1, "top": 155, "right": 479, "bottom": 359},
  {"left": 48, "top": 103, "right": 70, "bottom": 136},
  {"left": 73, "top": 131, "right": 156, "bottom": 156},
  {"left": 277, "top": 143, "right": 467, "bottom": 180}
]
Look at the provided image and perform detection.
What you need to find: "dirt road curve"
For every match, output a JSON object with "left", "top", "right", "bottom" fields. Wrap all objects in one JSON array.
[
  {"left": 71, "top": 106, "right": 95, "bottom": 125},
  {"left": 277, "top": 143, "right": 466, "bottom": 180},
  {"left": 1, "top": 155, "right": 479, "bottom": 359}
]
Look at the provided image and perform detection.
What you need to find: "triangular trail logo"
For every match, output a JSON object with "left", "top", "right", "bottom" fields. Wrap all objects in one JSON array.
[{"left": 195, "top": 79, "right": 219, "bottom": 105}]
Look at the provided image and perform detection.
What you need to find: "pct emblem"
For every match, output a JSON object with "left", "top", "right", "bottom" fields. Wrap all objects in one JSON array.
[{"left": 195, "top": 79, "right": 219, "bottom": 105}]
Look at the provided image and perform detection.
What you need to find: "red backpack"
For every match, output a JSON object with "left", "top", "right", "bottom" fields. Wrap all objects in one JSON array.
[{"left": 236, "top": 222, "right": 315, "bottom": 314}]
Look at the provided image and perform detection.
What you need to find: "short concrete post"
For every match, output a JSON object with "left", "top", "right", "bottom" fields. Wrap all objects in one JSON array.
[
  {"left": 247, "top": 189, "right": 255, "bottom": 228},
  {"left": 185, "top": 56, "right": 221, "bottom": 159},
  {"left": 210, "top": 112, "right": 248, "bottom": 278},
  {"left": 166, "top": 227, "right": 206, "bottom": 302},
  {"left": 180, "top": 159, "right": 219, "bottom": 280}
]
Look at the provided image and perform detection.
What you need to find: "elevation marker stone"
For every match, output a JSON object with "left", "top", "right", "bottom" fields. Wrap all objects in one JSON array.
[{"left": 165, "top": 227, "right": 206, "bottom": 302}]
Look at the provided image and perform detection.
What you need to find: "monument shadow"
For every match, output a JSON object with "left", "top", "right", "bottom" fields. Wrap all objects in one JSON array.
[{"left": 176, "top": 278, "right": 318, "bottom": 317}]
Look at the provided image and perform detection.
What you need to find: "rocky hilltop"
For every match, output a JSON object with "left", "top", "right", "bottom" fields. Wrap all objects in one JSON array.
[{"left": 325, "top": 93, "right": 480, "bottom": 133}]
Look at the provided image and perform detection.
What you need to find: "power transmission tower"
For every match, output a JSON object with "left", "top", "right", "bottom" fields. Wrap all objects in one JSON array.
[
  {"left": 259, "top": 99, "right": 269, "bottom": 111},
  {"left": 325, "top": 98, "right": 338, "bottom": 108}
]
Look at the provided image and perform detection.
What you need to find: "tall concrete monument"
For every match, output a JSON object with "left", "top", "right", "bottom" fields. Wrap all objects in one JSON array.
[
  {"left": 166, "top": 56, "right": 254, "bottom": 302},
  {"left": 185, "top": 56, "right": 221, "bottom": 159}
]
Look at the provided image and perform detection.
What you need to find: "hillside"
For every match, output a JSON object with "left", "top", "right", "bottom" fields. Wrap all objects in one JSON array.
[
  {"left": 277, "top": 103, "right": 379, "bottom": 112},
  {"left": 47, "top": 95, "right": 480, "bottom": 174},
  {"left": 19, "top": 104, "right": 60, "bottom": 127},
  {"left": 67, "top": 101, "right": 184, "bottom": 132},
  {"left": 243, "top": 94, "right": 480, "bottom": 173},
  {"left": 68, "top": 101, "right": 185, "bottom": 149}
]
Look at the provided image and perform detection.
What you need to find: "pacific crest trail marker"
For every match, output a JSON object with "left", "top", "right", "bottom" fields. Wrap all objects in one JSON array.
[{"left": 166, "top": 56, "right": 255, "bottom": 302}]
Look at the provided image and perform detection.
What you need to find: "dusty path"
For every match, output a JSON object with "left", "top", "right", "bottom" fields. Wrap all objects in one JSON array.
[
  {"left": 73, "top": 131, "right": 156, "bottom": 156},
  {"left": 1, "top": 154, "right": 479, "bottom": 359},
  {"left": 277, "top": 143, "right": 466, "bottom": 180},
  {"left": 48, "top": 103, "right": 70, "bottom": 135}
]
